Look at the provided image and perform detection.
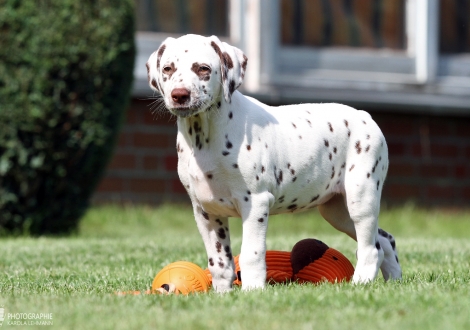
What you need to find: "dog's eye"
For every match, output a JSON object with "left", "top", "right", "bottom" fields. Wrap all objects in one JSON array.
[
  {"left": 199, "top": 65, "right": 211, "bottom": 73},
  {"left": 163, "top": 66, "right": 172, "bottom": 73}
]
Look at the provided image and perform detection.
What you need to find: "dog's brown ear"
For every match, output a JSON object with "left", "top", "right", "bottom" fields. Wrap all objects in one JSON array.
[
  {"left": 209, "top": 36, "right": 247, "bottom": 103},
  {"left": 146, "top": 37, "right": 175, "bottom": 95}
]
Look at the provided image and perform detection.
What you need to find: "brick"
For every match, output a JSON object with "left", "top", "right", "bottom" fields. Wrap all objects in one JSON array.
[
  {"left": 116, "top": 132, "right": 131, "bottom": 147},
  {"left": 108, "top": 153, "right": 136, "bottom": 170},
  {"left": 454, "top": 165, "right": 467, "bottom": 179},
  {"left": 378, "top": 119, "right": 415, "bottom": 137},
  {"left": 455, "top": 119, "right": 470, "bottom": 137},
  {"left": 387, "top": 142, "right": 406, "bottom": 156},
  {"left": 462, "top": 186, "right": 470, "bottom": 200},
  {"left": 427, "top": 119, "right": 453, "bottom": 136},
  {"left": 143, "top": 155, "right": 160, "bottom": 170},
  {"left": 383, "top": 183, "right": 420, "bottom": 200},
  {"left": 133, "top": 132, "right": 172, "bottom": 149},
  {"left": 429, "top": 144, "right": 459, "bottom": 158},
  {"left": 129, "top": 178, "right": 166, "bottom": 193},
  {"left": 125, "top": 107, "right": 139, "bottom": 124},
  {"left": 96, "top": 177, "right": 124, "bottom": 192},
  {"left": 387, "top": 162, "right": 415, "bottom": 177},
  {"left": 165, "top": 155, "right": 178, "bottom": 171},
  {"left": 426, "top": 185, "right": 455, "bottom": 199},
  {"left": 410, "top": 143, "right": 458, "bottom": 159},
  {"left": 143, "top": 108, "right": 177, "bottom": 126},
  {"left": 418, "top": 164, "right": 448, "bottom": 178},
  {"left": 172, "top": 179, "right": 187, "bottom": 194}
]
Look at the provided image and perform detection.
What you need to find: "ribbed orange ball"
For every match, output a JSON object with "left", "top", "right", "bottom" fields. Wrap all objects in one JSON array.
[{"left": 151, "top": 261, "right": 211, "bottom": 295}]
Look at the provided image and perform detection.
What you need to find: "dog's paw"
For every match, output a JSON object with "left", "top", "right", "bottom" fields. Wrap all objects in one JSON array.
[
  {"left": 212, "top": 278, "right": 234, "bottom": 293},
  {"left": 240, "top": 269, "right": 266, "bottom": 291}
]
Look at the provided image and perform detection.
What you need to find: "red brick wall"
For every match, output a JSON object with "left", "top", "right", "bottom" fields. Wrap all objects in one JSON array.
[
  {"left": 93, "top": 99, "right": 470, "bottom": 206},
  {"left": 93, "top": 99, "right": 187, "bottom": 204}
]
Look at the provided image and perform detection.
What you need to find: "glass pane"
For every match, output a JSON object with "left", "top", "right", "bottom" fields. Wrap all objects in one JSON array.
[
  {"left": 135, "top": 0, "right": 229, "bottom": 36},
  {"left": 439, "top": 0, "right": 470, "bottom": 53},
  {"left": 281, "top": 0, "right": 405, "bottom": 50}
]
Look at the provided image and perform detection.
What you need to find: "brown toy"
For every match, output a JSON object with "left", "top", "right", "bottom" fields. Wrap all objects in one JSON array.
[{"left": 290, "top": 238, "right": 355, "bottom": 284}]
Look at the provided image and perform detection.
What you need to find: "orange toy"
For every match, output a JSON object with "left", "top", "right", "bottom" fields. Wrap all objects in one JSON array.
[
  {"left": 117, "top": 238, "right": 354, "bottom": 296},
  {"left": 229, "top": 239, "right": 354, "bottom": 285},
  {"left": 151, "top": 261, "right": 211, "bottom": 295}
]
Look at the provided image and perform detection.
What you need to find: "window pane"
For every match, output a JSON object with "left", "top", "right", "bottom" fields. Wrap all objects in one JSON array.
[
  {"left": 439, "top": 0, "right": 470, "bottom": 53},
  {"left": 135, "top": 0, "right": 229, "bottom": 36},
  {"left": 281, "top": 0, "right": 405, "bottom": 50}
]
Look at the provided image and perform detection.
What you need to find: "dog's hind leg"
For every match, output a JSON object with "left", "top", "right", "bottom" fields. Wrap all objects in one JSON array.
[
  {"left": 319, "top": 192, "right": 383, "bottom": 283},
  {"left": 318, "top": 194, "right": 357, "bottom": 240},
  {"left": 343, "top": 181, "right": 384, "bottom": 283},
  {"left": 377, "top": 228, "right": 402, "bottom": 280},
  {"left": 319, "top": 194, "right": 402, "bottom": 281}
]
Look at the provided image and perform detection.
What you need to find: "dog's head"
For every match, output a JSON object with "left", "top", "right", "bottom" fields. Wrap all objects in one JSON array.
[{"left": 146, "top": 34, "right": 247, "bottom": 118}]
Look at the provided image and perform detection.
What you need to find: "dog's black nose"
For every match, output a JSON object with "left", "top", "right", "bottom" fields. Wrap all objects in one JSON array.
[{"left": 171, "top": 88, "right": 191, "bottom": 104}]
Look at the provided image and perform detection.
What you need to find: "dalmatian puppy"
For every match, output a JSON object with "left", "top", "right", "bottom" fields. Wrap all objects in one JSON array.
[{"left": 146, "top": 34, "right": 402, "bottom": 292}]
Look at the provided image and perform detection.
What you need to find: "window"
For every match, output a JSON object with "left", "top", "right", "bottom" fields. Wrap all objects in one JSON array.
[
  {"left": 439, "top": 0, "right": 470, "bottom": 54},
  {"left": 135, "top": 0, "right": 229, "bottom": 36},
  {"left": 281, "top": 0, "right": 406, "bottom": 50},
  {"left": 133, "top": 0, "right": 470, "bottom": 113}
]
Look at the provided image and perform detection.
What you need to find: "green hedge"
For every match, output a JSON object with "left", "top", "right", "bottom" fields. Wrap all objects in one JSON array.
[{"left": 0, "top": 0, "right": 136, "bottom": 234}]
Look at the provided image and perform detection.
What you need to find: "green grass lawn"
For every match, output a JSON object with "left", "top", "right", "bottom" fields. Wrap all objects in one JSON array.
[{"left": 1, "top": 203, "right": 469, "bottom": 329}]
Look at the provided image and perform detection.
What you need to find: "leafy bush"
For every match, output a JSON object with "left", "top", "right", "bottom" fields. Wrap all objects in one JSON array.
[{"left": 0, "top": 0, "right": 136, "bottom": 234}]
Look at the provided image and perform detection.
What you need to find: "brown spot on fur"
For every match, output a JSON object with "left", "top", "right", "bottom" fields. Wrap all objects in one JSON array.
[
  {"left": 355, "top": 141, "right": 362, "bottom": 154},
  {"left": 156, "top": 44, "right": 166, "bottom": 70},
  {"left": 217, "top": 228, "right": 226, "bottom": 239},
  {"left": 241, "top": 54, "right": 248, "bottom": 71},
  {"left": 146, "top": 62, "right": 150, "bottom": 81},
  {"left": 210, "top": 41, "right": 228, "bottom": 83},
  {"left": 310, "top": 195, "right": 319, "bottom": 203},
  {"left": 229, "top": 80, "right": 235, "bottom": 94},
  {"left": 151, "top": 79, "right": 158, "bottom": 89},
  {"left": 223, "top": 52, "right": 234, "bottom": 69}
]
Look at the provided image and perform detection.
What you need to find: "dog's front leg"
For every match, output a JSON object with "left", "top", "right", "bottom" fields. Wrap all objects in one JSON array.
[
  {"left": 193, "top": 204, "right": 236, "bottom": 292},
  {"left": 238, "top": 192, "right": 273, "bottom": 290}
]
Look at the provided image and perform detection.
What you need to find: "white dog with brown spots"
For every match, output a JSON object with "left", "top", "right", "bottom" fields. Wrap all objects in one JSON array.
[{"left": 146, "top": 34, "right": 402, "bottom": 292}]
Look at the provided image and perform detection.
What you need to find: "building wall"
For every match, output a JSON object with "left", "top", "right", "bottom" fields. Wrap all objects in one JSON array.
[{"left": 93, "top": 98, "right": 470, "bottom": 206}]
